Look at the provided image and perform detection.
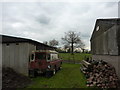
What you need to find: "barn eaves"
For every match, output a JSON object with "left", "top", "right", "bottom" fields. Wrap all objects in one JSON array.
[{"left": 0, "top": 34, "right": 56, "bottom": 50}]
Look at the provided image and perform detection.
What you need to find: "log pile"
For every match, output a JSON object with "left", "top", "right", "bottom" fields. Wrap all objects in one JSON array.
[{"left": 80, "top": 60, "right": 119, "bottom": 88}]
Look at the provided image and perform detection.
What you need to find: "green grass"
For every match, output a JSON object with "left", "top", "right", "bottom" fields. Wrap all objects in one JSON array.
[
  {"left": 59, "top": 53, "right": 91, "bottom": 61},
  {"left": 26, "top": 63, "right": 87, "bottom": 88}
]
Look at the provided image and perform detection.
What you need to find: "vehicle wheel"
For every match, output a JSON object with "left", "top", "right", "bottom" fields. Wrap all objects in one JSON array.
[
  {"left": 29, "top": 70, "right": 36, "bottom": 78},
  {"left": 58, "top": 66, "right": 62, "bottom": 70},
  {"left": 45, "top": 71, "right": 52, "bottom": 78},
  {"left": 53, "top": 68, "right": 56, "bottom": 75},
  {"left": 60, "top": 66, "right": 62, "bottom": 70}
]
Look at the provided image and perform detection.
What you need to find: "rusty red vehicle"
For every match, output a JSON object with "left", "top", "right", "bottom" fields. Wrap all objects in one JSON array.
[{"left": 29, "top": 50, "right": 62, "bottom": 77}]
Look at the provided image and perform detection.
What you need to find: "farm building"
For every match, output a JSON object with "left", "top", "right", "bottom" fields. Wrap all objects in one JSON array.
[
  {"left": 90, "top": 18, "right": 120, "bottom": 79},
  {"left": 1, "top": 35, "right": 55, "bottom": 76}
]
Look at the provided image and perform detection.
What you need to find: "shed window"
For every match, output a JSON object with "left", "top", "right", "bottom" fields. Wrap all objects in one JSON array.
[
  {"left": 16, "top": 43, "right": 19, "bottom": 45},
  {"left": 96, "top": 26, "right": 100, "bottom": 31},
  {"left": 6, "top": 43, "right": 9, "bottom": 46}
]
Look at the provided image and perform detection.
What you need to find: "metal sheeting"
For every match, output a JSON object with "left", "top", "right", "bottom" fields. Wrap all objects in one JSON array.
[
  {"left": 108, "top": 25, "right": 118, "bottom": 55},
  {"left": 2, "top": 43, "right": 36, "bottom": 76},
  {"left": 117, "top": 25, "right": 120, "bottom": 55},
  {"left": 28, "top": 43, "right": 36, "bottom": 61},
  {"left": 119, "top": 58, "right": 120, "bottom": 79},
  {"left": 91, "top": 25, "right": 119, "bottom": 55},
  {"left": 91, "top": 32, "right": 108, "bottom": 55},
  {"left": 0, "top": 43, "right": 2, "bottom": 90},
  {"left": 102, "top": 31, "right": 108, "bottom": 54}
]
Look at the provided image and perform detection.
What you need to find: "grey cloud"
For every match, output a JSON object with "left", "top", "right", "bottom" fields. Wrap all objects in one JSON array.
[
  {"left": 82, "top": 34, "right": 90, "bottom": 38},
  {"left": 36, "top": 15, "right": 50, "bottom": 25},
  {"left": 104, "top": 2, "right": 117, "bottom": 8},
  {"left": 2, "top": 2, "right": 118, "bottom": 50}
]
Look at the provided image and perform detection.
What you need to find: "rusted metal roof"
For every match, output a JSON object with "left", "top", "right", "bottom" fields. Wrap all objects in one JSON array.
[
  {"left": 90, "top": 18, "right": 120, "bottom": 55},
  {"left": 0, "top": 34, "right": 56, "bottom": 50},
  {"left": 90, "top": 18, "right": 120, "bottom": 41}
]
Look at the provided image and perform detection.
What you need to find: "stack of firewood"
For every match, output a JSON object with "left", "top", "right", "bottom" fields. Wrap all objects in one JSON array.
[{"left": 81, "top": 60, "right": 119, "bottom": 88}]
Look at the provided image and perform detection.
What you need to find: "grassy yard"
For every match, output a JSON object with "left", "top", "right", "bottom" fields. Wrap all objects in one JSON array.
[
  {"left": 59, "top": 53, "right": 91, "bottom": 61},
  {"left": 26, "top": 63, "right": 87, "bottom": 88}
]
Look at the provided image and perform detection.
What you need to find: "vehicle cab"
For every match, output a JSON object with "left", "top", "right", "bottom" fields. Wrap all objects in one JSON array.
[{"left": 29, "top": 50, "right": 62, "bottom": 77}]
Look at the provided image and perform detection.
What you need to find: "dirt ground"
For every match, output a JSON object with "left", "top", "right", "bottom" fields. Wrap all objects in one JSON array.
[{"left": 2, "top": 67, "right": 31, "bottom": 89}]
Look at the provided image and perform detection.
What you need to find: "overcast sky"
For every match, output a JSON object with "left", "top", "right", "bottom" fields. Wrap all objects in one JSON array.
[{"left": 1, "top": 1, "right": 118, "bottom": 50}]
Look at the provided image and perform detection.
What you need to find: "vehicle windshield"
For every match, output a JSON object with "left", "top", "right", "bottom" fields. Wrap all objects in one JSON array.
[{"left": 35, "top": 53, "right": 46, "bottom": 60}]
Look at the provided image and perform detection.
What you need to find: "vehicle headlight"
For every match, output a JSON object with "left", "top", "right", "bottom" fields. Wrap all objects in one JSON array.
[{"left": 48, "top": 65, "right": 51, "bottom": 69}]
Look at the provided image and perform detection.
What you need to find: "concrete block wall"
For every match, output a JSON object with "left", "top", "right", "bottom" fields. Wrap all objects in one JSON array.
[{"left": 92, "top": 55, "right": 120, "bottom": 79}]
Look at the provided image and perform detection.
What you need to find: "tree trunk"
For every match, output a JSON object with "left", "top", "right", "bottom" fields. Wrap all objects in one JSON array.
[
  {"left": 71, "top": 42, "right": 74, "bottom": 55},
  {"left": 82, "top": 49, "right": 85, "bottom": 53}
]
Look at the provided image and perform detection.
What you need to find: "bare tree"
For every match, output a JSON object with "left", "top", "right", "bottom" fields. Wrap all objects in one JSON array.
[
  {"left": 64, "top": 44, "right": 70, "bottom": 52},
  {"left": 80, "top": 42, "right": 85, "bottom": 53},
  {"left": 62, "top": 31, "right": 85, "bottom": 54},
  {"left": 75, "top": 41, "right": 85, "bottom": 53},
  {"left": 49, "top": 39, "right": 59, "bottom": 47}
]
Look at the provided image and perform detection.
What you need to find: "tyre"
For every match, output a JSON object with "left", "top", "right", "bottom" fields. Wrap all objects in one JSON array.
[
  {"left": 45, "top": 71, "right": 52, "bottom": 78},
  {"left": 53, "top": 68, "right": 56, "bottom": 75},
  {"left": 29, "top": 70, "right": 36, "bottom": 78},
  {"left": 58, "top": 66, "right": 62, "bottom": 70}
]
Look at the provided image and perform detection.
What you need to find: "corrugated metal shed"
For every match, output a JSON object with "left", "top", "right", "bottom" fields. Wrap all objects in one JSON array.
[
  {"left": 90, "top": 18, "right": 120, "bottom": 55},
  {"left": 90, "top": 18, "right": 120, "bottom": 79},
  {"left": 1, "top": 34, "right": 56, "bottom": 76}
]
